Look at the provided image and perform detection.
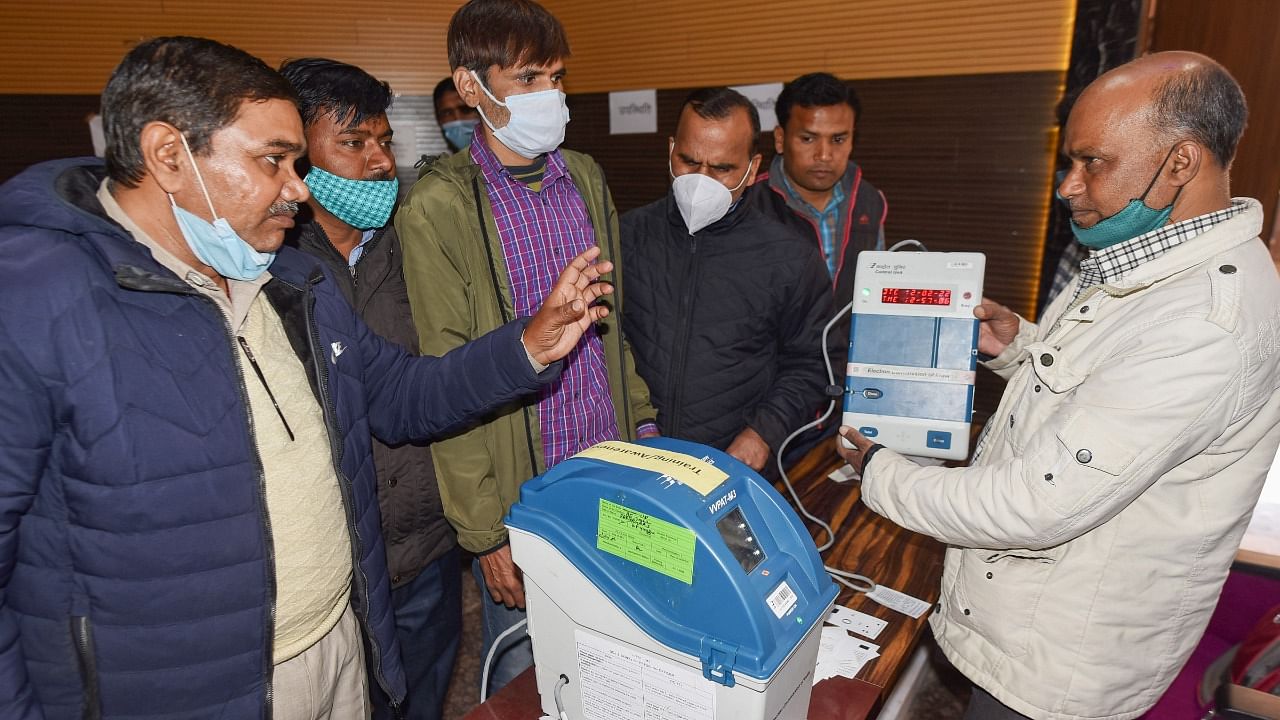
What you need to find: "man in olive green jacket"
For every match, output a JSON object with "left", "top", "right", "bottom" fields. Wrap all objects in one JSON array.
[{"left": 394, "top": 0, "right": 656, "bottom": 694}]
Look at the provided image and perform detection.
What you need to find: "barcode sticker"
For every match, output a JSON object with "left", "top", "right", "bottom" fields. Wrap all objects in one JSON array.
[{"left": 766, "top": 581, "right": 798, "bottom": 619}]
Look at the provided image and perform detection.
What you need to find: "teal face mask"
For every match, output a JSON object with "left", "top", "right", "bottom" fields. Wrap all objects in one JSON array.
[
  {"left": 304, "top": 167, "right": 399, "bottom": 230},
  {"left": 1069, "top": 146, "right": 1179, "bottom": 249}
]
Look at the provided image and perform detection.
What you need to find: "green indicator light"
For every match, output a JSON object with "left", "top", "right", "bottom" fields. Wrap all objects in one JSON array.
[
  {"left": 796, "top": 616, "right": 804, "bottom": 624},
  {"left": 861, "top": 287, "right": 871, "bottom": 296}
]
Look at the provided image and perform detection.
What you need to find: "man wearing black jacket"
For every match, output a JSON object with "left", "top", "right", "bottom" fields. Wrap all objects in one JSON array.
[
  {"left": 621, "top": 87, "right": 832, "bottom": 473},
  {"left": 280, "top": 58, "right": 457, "bottom": 720}
]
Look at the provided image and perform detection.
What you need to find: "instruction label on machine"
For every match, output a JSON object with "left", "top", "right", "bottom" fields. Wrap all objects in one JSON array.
[
  {"left": 575, "top": 629, "right": 716, "bottom": 720},
  {"left": 597, "top": 499, "right": 696, "bottom": 584},
  {"left": 576, "top": 441, "right": 728, "bottom": 496}
]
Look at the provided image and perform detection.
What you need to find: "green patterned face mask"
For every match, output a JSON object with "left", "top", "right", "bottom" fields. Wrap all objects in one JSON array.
[
  {"left": 1069, "top": 146, "right": 1179, "bottom": 249},
  {"left": 304, "top": 167, "right": 399, "bottom": 230}
]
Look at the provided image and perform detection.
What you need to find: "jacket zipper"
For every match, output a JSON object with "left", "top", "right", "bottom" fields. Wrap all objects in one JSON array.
[
  {"left": 665, "top": 236, "right": 700, "bottom": 437},
  {"left": 210, "top": 298, "right": 279, "bottom": 719},
  {"left": 301, "top": 281, "right": 400, "bottom": 713},
  {"left": 72, "top": 616, "right": 101, "bottom": 720},
  {"left": 597, "top": 169, "right": 636, "bottom": 437}
]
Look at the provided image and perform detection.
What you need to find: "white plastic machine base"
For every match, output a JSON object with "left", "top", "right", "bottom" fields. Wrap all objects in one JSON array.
[{"left": 511, "top": 528, "right": 826, "bottom": 720}]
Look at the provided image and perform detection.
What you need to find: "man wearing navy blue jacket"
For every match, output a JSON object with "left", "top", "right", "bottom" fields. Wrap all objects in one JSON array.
[{"left": 0, "top": 36, "right": 615, "bottom": 719}]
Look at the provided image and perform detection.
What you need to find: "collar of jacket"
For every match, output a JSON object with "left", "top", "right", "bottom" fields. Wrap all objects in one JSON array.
[
  {"left": 1101, "top": 198, "right": 1263, "bottom": 296},
  {"left": 662, "top": 188, "right": 755, "bottom": 236},
  {"left": 19, "top": 158, "right": 327, "bottom": 294}
]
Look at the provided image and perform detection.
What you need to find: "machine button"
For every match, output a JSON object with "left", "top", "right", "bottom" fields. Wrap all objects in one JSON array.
[
  {"left": 926, "top": 431, "right": 952, "bottom": 449},
  {"left": 1040, "top": 353, "right": 1054, "bottom": 366},
  {"left": 1076, "top": 449, "right": 1093, "bottom": 464},
  {"left": 862, "top": 388, "right": 883, "bottom": 400},
  {"left": 859, "top": 426, "right": 879, "bottom": 438}
]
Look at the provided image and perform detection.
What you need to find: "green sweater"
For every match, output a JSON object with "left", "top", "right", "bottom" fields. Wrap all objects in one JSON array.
[{"left": 395, "top": 147, "right": 656, "bottom": 553}]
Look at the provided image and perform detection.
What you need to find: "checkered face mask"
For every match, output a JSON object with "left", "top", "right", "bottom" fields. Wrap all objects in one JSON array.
[{"left": 304, "top": 167, "right": 399, "bottom": 230}]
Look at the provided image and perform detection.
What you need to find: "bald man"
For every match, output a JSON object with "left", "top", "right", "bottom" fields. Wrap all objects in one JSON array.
[{"left": 838, "top": 52, "right": 1280, "bottom": 719}]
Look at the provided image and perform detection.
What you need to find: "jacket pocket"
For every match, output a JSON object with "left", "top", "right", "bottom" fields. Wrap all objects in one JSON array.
[{"left": 71, "top": 616, "right": 101, "bottom": 720}]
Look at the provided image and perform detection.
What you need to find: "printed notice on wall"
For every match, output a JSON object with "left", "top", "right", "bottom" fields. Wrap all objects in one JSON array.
[
  {"left": 575, "top": 441, "right": 727, "bottom": 495},
  {"left": 609, "top": 89, "right": 658, "bottom": 135},
  {"left": 597, "top": 499, "right": 695, "bottom": 583},
  {"left": 729, "top": 82, "right": 783, "bottom": 132},
  {"left": 575, "top": 629, "right": 716, "bottom": 720}
]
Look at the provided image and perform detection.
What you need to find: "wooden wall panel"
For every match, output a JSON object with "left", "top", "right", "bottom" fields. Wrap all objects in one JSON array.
[
  {"left": 566, "top": 71, "right": 1064, "bottom": 421},
  {"left": 545, "top": 0, "right": 1074, "bottom": 92},
  {"left": 1147, "top": 0, "right": 1280, "bottom": 240},
  {"left": 0, "top": 0, "right": 464, "bottom": 95}
]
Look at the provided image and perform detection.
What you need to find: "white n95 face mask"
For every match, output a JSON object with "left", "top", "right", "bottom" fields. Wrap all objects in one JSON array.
[
  {"left": 470, "top": 70, "right": 570, "bottom": 159},
  {"left": 670, "top": 154, "right": 754, "bottom": 235}
]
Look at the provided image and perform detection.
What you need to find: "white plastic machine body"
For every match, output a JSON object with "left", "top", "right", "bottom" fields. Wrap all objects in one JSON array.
[
  {"left": 841, "top": 251, "right": 986, "bottom": 460},
  {"left": 506, "top": 438, "right": 838, "bottom": 720}
]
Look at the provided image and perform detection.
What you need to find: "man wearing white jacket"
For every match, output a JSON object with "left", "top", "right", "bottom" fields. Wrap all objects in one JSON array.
[{"left": 839, "top": 52, "right": 1280, "bottom": 720}]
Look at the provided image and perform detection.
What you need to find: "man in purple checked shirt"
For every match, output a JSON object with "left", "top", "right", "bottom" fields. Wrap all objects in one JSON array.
[{"left": 394, "top": 0, "right": 657, "bottom": 694}]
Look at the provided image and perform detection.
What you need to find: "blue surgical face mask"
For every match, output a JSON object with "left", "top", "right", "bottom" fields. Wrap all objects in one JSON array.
[
  {"left": 303, "top": 166, "right": 399, "bottom": 230},
  {"left": 1069, "top": 146, "right": 1180, "bottom": 249},
  {"left": 470, "top": 69, "right": 570, "bottom": 159},
  {"left": 169, "top": 134, "right": 276, "bottom": 281},
  {"left": 442, "top": 118, "right": 479, "bottom": 151}
]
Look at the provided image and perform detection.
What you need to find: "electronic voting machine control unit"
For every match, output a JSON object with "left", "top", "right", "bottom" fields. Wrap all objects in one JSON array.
[
  {"left": 506, "top": 438, "right": 838, "bottom": 720},
  {"left": 843, "top": 251, "right": 986, "bottom": 460}
]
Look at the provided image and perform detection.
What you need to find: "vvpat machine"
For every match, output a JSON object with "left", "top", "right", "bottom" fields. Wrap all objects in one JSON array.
[{"left": 506, "top": 438, "right": 838, "bottom": 720}]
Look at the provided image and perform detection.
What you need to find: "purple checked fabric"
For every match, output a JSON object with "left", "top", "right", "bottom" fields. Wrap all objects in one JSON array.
[{"left": 471, "top": 139, "right": 620, "bottom": 467}]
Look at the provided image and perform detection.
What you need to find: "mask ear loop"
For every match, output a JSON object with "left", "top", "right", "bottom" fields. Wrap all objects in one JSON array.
[
  {"left": 730, "top": 157, "right": 757, "bottom": 192},
  {"left": 1137, "top": 145, "right": 1179, "bottom": 204},
  {"left": 468, "top": 69, "right": 507, "bottom": 134},
  {"left": 176, "top": 132, "right": 222, "bottom": 221}
]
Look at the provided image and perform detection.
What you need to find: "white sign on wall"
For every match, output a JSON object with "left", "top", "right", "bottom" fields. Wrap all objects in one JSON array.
[
  {"left": 729, "top": 82, "right": 784, "bottom": 133},
  {"left": 609, "top": 89, "right": 658, "bottom": 135}
]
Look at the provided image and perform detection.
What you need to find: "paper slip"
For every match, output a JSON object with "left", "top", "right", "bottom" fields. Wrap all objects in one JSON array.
[
  {"left": 827, "top": 464, "right": 860, "bottom": 483},
  {"left": 825, "top": 606, "right": 887, "bottom": 640},
  {"left": 813, "top": 626, "right": 880, "bottom": 685},
  {"left": 866, "top": 584, "right": 931, "bottom": 618}
]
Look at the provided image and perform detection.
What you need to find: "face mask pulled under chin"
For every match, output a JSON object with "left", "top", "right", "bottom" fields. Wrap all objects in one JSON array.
[
  {"left": 169, "top": 134, "right": 275, "bottom": 281},
  {"left": 470, "top": 70, "right": 570, "bottom": 159},
  {"left": 670, "top": 155, "right": 754, "bottom": 235}
]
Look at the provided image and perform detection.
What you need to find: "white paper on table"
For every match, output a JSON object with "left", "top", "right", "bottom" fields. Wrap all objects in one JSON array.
[
  {"left": 866, "top": 584, "right": 930, "bottom": 618},
  {"left": 812, "top": 626, "right": 880, "bottom": 684}
]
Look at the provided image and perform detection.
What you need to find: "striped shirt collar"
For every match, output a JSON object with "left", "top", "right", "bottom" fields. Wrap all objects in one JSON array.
[
  {"left": 1072, "top": 200, "right": 1248, "bottom": 302},
  {"left": 470, "top": 134, "right": 568, "bottom": 189}
]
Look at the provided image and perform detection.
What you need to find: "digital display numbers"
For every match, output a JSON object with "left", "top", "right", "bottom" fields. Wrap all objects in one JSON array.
[{"left": 881, "top": 287, "right": 952, "bottom": 306}]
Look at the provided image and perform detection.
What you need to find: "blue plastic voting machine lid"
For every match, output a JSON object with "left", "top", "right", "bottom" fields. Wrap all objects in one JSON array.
[{"left": 506, "top": 437, "right": 838, "bottom": 686}]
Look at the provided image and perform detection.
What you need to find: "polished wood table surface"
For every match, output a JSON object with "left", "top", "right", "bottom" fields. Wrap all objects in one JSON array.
[{"left": 464, "top": 441, "right": 946, "bottom": 720}]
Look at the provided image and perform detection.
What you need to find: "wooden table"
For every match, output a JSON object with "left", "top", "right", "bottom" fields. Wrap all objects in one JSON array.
[{"left": 465, "top": 441, "right": 946, "bottom": 720}]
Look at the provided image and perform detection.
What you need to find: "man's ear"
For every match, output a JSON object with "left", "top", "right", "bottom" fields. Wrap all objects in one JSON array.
[
  {"left": 773, "top": 125, "right": 785, "bottom": 155},
  {"left": 139, "top": 121, "right": 187, "bottom": 194},
  {"left": 747, "top": 153, "right": 763, "bottom": 186},
  {"left": 1167, "top": 140, "right": 1203, "bottom": 188},
  {"left": 453, "top": 66, "right": 483, "bottom": 109}
]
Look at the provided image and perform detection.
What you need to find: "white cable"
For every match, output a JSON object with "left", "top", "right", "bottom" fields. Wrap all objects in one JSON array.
[
  {"left": 479, "top": 617, "right": 529, "bottom": 703},
  {"left": 553, "top": 674, "right": 571, "bottom": 720},
  {"left": 773, "top": 239, "right": 928, "bottom": 595}
]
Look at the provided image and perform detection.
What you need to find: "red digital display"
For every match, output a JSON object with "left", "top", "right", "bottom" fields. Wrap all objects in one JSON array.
[{"left": 881, "top": 288, "right": 952, "bottom": 306}]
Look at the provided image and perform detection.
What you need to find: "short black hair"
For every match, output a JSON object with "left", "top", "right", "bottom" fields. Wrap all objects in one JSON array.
[
  {"left": 279, "top": 58, "right": 393, "bottom": 130},
  {"left": 1150, "top": 63, "right": 1248, "bottom": 167},
  {"left": 775, "top": 72, "right": 861, "bottom": 129},
  {"left": 683, "top": 87, "right": 761, "bottom": 138},
  {"left": 433, "top": 77, "right": 458, "bottom": 110},
  {"left": 101, "top": 36, "right": 296, "bottom": 188},
  {"left": 448, "top": 0, "right": 570, "bottom": 81}
]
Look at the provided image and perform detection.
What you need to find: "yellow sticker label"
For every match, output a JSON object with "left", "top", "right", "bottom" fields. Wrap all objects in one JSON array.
[
  {"left": 597, "top": 499, "right": 695, "bottom": 584},
  {"left": 574, "top": 441, "right": 728, "bottom": 496}
]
